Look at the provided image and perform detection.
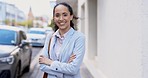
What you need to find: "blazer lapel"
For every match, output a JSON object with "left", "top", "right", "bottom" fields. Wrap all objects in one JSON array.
[
  {"left": 59, "top": 29, "right": 75, "bottom": 61},
  {"left": 49, "top": 36, "right": 57, "bottom": 60}
]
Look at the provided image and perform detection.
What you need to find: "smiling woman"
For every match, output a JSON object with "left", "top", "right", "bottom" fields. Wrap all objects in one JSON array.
[{"left": 39, "top": 2, "right": 85, "bottom": 78}]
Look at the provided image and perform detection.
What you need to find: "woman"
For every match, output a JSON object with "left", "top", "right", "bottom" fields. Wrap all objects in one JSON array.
[{"left": 39, "top": 2, "right": 85, "bottom": 78}]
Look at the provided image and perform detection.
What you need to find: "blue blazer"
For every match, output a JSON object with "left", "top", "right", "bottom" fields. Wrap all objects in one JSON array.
[{"left": 40, "top": 28, "right": 85, "bottom": 78}]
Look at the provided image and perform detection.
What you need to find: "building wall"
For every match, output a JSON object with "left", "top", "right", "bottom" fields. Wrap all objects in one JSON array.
[
  {"left": 141, "top": 0, "right": 148, "bottom": 78},
  {"left": 78, "top": 0, "right": 148, "bottom": 78},
  {"left": 97, "top": 0, "right": 142, "bottom": 78},
  {"left": 48, "top": 0, "right": 56, "bottom": 21},
  {"left": 0, "top": 1, "right": 25, "bottom": 25},
  {"left": 0, "top": 1, "right": 6, "bottom": 24}
]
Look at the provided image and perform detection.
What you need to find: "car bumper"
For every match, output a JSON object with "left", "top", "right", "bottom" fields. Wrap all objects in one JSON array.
[
  {"left": 29, "top": 39, "right": 45, "bottom": 47},
  {"left": 30, "top": 42, "right": 44, "bottom": 47},
  {"left": 0, "top": 63, "right": 14, "bottom": 78}
]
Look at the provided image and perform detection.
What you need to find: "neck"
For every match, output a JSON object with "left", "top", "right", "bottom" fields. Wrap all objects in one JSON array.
[{"left": 59, "top": 27, "right": 71, "bottom": 36}]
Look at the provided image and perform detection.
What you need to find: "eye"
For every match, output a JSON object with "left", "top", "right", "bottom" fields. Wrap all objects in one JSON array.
[
  {"left": 55, "top": 13, "right": 60, "bottom": 17},
  {"left": 63, "top": 13, "right": 68, "bottom": 17}
]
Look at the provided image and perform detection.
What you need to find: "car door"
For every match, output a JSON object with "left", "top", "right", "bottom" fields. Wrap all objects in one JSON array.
[{"left": 20, "top": 31, "right": 31, "bottom": 68}]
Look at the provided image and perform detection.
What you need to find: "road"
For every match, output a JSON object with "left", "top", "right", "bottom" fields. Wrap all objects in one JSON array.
[{"left": 21, "top": 47, "right": 93, "bottom": 78}]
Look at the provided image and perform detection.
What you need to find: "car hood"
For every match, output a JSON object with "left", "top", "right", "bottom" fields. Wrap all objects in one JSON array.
[
  {"left": 0, "top": 45, "right": 17, "bottom": 57},
  {"left": 27, "top": 34, "right": 45, "bottom": 39}
]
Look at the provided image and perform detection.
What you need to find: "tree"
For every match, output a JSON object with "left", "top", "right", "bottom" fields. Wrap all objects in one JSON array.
[
  {"left": 48, "top": 19, "right": 54, "bottom": 29},
  {"left": 4, "top": 19, "right": 10, "bottom": 25}
]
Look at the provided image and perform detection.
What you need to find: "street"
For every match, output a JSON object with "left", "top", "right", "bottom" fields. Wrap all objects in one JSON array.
[{"left": 21, "top": 47, "right": 93, "bottom": 78}]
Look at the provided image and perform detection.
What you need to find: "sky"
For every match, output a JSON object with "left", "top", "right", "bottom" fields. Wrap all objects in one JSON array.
[{"left": 2, "top": 0, "right": 52, "bottom": 17}]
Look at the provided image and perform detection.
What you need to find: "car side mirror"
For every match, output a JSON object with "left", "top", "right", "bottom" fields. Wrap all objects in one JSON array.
[{"left": 20, "top": 40, "right": 30, "bottom": 48}]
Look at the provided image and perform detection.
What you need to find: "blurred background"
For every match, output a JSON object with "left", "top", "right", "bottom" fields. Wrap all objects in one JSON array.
[{"left": 0, "top": 0, "right": 148, "bottom": 78}]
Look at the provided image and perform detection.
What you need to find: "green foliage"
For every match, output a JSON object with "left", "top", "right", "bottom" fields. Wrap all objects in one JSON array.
[
  {"left": 4, "top": 19, "right": 10, "bottom": 25},
  {"left": 17, "top": 20, "right": 33, "bottom": 28},
  {"left": 48, "top": 19, "right": 54, "bottom": 29}
]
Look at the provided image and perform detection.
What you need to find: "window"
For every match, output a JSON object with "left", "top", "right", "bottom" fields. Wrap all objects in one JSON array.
[{"left": 0, "top": 29, "right": 17, "bottom": 45}]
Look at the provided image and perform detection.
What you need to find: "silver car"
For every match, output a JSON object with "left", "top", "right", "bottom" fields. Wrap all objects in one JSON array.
[
  {"left": 27, "top": 28, "right": 46, "bottom": 47},
  {"left": 0, "top": 26, "right": 32, "bottom": 78}
]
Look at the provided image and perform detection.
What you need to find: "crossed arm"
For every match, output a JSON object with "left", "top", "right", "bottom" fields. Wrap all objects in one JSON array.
[
  {"left": 39, "top": 35, "right": 85, "bottom": 77},
  {"left": 39, "top": 54, "right": 76, "bottom": 65}
]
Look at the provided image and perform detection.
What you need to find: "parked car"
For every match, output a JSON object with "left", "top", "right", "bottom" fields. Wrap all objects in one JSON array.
[
  {"left": 0, "top": 25, "right": 32, "bottom": 78},
  {"left": 26, "top": 28, "right": 46, "bottom": 47},
  {"left": 44, "top": 27, "right": 54, "bottom": 35}
]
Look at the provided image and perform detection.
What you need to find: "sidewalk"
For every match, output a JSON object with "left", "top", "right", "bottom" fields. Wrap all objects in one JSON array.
[{"left": 80, "top": 63, "right": 94, "bottom": 78}]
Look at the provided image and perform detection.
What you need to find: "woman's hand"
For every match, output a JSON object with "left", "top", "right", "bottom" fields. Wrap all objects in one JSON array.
[
  {"left": 68, "top": 54, "right": 76, "bottom": 63},
  {"left": 39, "top": 55, "right": 53, "bottom": 65}
]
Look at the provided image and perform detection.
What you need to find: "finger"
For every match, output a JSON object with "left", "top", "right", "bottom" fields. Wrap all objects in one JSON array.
[
  {"left": 39, "top": 56, "right": 42, "bottom": 59},
  {"left": 70, "top": 54, "right": 76, "bottom": 58},
  {"left": 68, "top": 58, "right": 74, "bottom": 63},
  {"left": 40, "top": 55, "right": 44, "bottom": 57},
  {"left": 68, "top": 60, "right": 72, "bottom": 63},
  {"left": 70, "top": 56, "right": 76, "bottom": 59},
  {"left": 39, "top": 58, "right": 45, "bottom": 64},
  {"left": 39, "top": 56, "right": 43, "bottom": 61},
  {"left": 39, "top": 61, "right": 44, "bottom": 64}
]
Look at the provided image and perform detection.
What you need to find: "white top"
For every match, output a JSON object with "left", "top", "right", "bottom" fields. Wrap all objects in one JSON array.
[{"left": 54, "top": 30, "right": 68, "bottom": 59}]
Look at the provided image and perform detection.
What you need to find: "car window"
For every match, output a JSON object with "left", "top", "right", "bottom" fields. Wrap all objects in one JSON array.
[
  {"left": 0, "top": 29, "right": 17, "bottom": 45},
  {"left": 28, "top": 30, "right": 45, "bottom": 35}
]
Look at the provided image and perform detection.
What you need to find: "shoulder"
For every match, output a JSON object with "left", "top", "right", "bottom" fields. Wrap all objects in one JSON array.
[
  {"left": 75, "top": 31, "right": 85, "bottom": 37},
  {"left": 74, "top": 31, "right": 85, "bottom": 40}
]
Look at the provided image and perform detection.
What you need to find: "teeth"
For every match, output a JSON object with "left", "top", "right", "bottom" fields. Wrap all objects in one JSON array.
[{"left": 59, "top": 23, "right": 65, "bottom": 25}]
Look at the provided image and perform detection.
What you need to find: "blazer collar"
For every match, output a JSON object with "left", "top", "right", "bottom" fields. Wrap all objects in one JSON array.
[
  {"left": 50, "top": 28, "right": 75, "bottom": 60},
  {"left": 53, "top": 27, "right": 75, "bottom": 39}
]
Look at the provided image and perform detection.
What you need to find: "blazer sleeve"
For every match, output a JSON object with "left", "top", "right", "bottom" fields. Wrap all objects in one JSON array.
[
  {"left": 49, "top": 35, "right": 85, "bottom": 75},
  {"left": 39, "top": 33, "right": 63, "bottom": 77}
]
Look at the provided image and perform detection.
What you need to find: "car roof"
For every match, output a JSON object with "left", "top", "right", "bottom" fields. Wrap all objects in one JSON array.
[
  {"left": 29, "top": 28, "right": 46, "bottom": 31},
  {"left": 44, "top": 27, "right": 52, "bottom": 30},
  {"left": 0, "top": 25, "right": 24, "bottom": 32}
]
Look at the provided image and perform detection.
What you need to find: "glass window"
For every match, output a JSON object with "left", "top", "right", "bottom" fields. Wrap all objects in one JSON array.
[
  {"left": 0, "top": 29, "right": 17, "bottom": 45},
  {"left": 28, "top": 30, "right": 45, "bottom": 35},
  {"left": 0, "top": 6, "right": 1, "bottom": 10}
]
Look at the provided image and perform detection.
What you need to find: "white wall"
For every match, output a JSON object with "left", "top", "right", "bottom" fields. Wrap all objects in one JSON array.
[
  {"left": 141, "top": 0, "right": 148, "bottom": 78},
  {"left": 98, "top": 0, "right": 143, "bottom": 78},
  {"left": 78, "top": 0, "right": 148, "bottom": 78}
]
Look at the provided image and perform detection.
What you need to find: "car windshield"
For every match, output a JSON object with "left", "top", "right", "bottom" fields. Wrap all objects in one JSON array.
[
  {"left": 28, "top": 30, "right": 45, "bottom": 35},
  {"left": 0, "top": 29, "right": 16, "bottom": 45}
]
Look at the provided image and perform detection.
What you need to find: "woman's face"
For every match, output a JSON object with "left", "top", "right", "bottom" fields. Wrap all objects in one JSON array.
[{"left": 53, "top": 5, "right": 73, "bottom": 31}]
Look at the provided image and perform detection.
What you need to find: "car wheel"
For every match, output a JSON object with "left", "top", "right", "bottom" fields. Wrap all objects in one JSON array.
[
  {"left": 14, "top": 64, "right": 21, "bottom": 78},
  {"left": 24, "top": 53, "right": 32, "bottom": 72},
  {"left": 24, "top": 64, "right": 30, "bottom": 72},
  {"left": 0, "top": 70, "right": 10, "bottom": 78}
]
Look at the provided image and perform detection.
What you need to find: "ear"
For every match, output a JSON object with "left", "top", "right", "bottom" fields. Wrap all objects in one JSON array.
[{"left": 70, "top": 15, "right": 73, "bottom": 20}]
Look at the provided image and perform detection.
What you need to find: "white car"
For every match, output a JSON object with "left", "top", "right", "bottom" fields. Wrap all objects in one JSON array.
[
  {"left": 27, "top": 28, "right": 46, "bottom": 47},
  {"left": 44, "top": 27, "right": 54, "bottom": 35}
]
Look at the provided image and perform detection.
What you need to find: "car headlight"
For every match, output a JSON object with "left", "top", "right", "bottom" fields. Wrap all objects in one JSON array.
[
  {"left": 38, "top": 38, "right": 45, "bottom": 42},
  {"left": 0, "top": 55, "right": 14, "bottom": 64}
]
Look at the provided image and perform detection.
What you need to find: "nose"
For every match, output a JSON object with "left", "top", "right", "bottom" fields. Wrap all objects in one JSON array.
[{"left": 59, "top": 16, "right": 63, "bottom": 20}]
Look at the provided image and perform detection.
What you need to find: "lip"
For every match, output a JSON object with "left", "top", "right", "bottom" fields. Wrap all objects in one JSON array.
[{"left": 58, "top": 22, "right": 65, "bottom": 26}]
